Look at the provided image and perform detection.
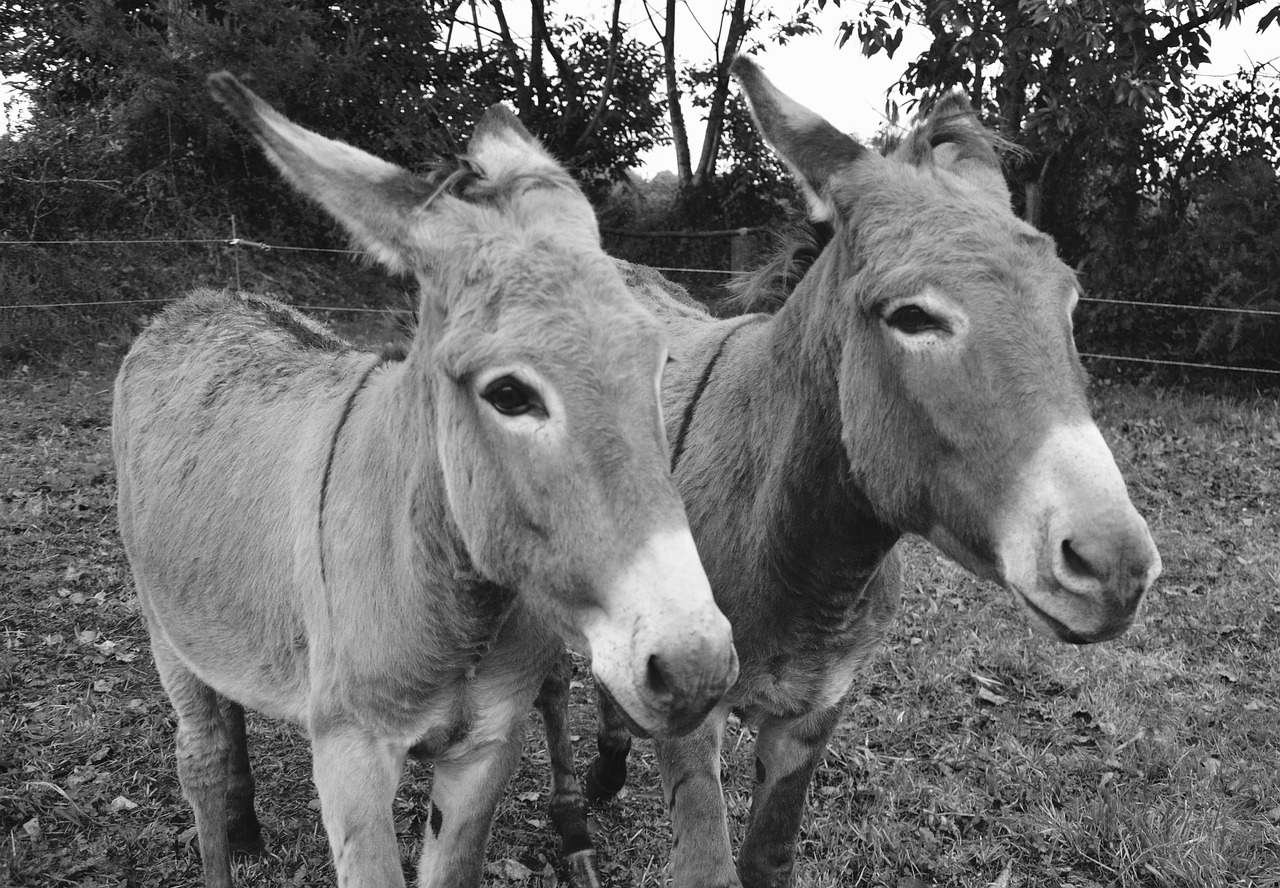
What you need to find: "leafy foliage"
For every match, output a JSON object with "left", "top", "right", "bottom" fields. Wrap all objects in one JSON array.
[
  {"left": 817, "top": 0, "right": 1280, "bottom": 367},
  {"left": 0, "top": 0, "right": 668, "bottom": 241}
]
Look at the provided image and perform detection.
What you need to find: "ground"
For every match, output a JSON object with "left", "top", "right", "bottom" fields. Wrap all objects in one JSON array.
[{"left": 1, "top": 327, "right": 1278, "bottom": 888}]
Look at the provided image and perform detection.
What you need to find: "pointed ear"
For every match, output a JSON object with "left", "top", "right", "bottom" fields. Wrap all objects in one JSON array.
[
  {"left": 208, "top": 71, "right": 438, "bottom": 273},
  {"left": 730, "top": 55, "right": 866, "bottom": 222},
  {"left": 899, "top": 90, "right": 1011, "bottom": 203},
  {"left": 466, "top": 103, "right": 573, "bottom": 186}
]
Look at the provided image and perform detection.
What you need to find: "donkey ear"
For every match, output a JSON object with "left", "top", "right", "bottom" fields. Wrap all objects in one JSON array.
[
  {"left": 208, "top": 71, "right": 435, "bottom": 274},
  {"left": 731, "top": 56, "right": 865, "bottom": 222},
  {"left": 906, "top": 91, "right": 1011, "bottom": 203},
  {"left": 466, "top": 103, "right": 570, "bottom": 184}
]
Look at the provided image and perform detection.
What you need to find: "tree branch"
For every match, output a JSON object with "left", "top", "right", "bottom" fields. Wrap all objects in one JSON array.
[
  {"left": 693, "top": 0, "right": 749, "bottom": 185},
  {"left": 490, "top": 0, "right": 532, "bottom": 116},
  {"left": 573, "top": 0, "right": 625, "bottom": 155}
]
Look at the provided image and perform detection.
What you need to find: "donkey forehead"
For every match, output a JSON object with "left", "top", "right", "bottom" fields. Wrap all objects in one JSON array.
[
  {"left": 467, "top": 180, "right": 599, "bottom": 244},
  {"left": 436, "top": 273, "right": 666, "bottom": 378},
  {"left": 844, "top": 168, "right": 1077, "bottom": 304}
]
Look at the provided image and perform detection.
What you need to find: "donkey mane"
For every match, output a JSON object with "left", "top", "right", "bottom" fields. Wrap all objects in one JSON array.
[
  {"left": 413, "top": 157, "right": 578, "bottom": 209},
  {"left": 721, "top": 220, "right": 834, "bottom": 316},
  {"left": 881, "top": 91, "right": 1020, "bottom": 169},
  {"left": 724, "top": 90, "right": 1018, "bottom": 317}
]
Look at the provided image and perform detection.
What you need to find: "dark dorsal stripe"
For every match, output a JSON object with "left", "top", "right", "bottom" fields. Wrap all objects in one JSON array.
[{"left": 669, "top": 316, "right": 766, "bottom": 473}]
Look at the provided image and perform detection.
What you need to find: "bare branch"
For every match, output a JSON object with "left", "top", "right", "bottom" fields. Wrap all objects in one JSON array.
[{"left": 573, "top": 0, "right": 626, "bottom": 155}]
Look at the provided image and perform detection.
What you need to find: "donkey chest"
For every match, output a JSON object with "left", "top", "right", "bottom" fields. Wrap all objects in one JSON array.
[
  {"left": 343, "top": 604, "right": 559, "bottom": 760},
  {"left": 728, "top": 556, "right": 902, "bottom": 718}
]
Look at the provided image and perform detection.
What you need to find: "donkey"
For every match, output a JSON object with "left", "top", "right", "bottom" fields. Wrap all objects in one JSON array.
[
  {"left": 535, "top": 57, "right": 1163, "bottom": 888},
  {"left": 113, "top": 73, "right": 739, "bottom": 888}
]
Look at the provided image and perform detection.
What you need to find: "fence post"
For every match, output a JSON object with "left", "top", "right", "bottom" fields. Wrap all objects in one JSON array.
[
  {"left": 230, "top": 215, "right": 242, "bottom": 292},
  {"left": 730, "top": 227, "right": 759, "bottom": 273}
]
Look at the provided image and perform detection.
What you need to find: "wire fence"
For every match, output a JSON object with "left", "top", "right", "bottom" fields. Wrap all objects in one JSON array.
[{"left": 2, "top": 232, "right": 1278, "bottom": 377}]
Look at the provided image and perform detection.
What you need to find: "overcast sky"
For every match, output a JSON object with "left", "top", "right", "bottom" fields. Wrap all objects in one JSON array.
[
  {"left": 4, "top": 1, "right": 1276, "bottom": 165},
  {"left": 606, "top": 0, "right": 1279, "bottom": 173}
]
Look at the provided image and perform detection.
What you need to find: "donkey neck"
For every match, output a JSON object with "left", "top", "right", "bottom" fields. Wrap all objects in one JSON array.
[
  {"left": 322, "top": 350, "right": 518, "bottom": 672},
  {"left": 677, "top": 285, "right": 896, "bottom": 608}
]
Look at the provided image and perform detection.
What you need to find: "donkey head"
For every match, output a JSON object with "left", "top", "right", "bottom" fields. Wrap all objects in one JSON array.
[
  {"left": 208, "top": 73, "right": 737, "bottom": 736},
  {"left": 732, "top": 58, "right": 1161, "bottom": 644}
]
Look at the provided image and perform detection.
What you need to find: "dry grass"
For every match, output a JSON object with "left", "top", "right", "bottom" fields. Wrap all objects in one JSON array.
[{"left": 2, "top": 342, "right": 1277, "bottom": 887}]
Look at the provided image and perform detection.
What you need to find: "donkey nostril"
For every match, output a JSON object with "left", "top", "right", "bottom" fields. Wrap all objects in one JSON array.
[
  {"left": 645, "top": 654, "right": 675, "bottom": 703},
  {"left": 1060, "top": 538, "right": 1095, "bottom": 580}
]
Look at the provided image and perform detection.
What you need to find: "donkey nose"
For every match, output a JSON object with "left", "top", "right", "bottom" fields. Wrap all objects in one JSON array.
[
  {"left": 1052, "top": 526, "right": 1160, "bottom": 609},
  {"left": 641, "top": 642, "right": 739, "bottom": 736}
]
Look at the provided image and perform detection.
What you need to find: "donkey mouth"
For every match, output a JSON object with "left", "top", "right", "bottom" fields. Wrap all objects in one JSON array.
[
  {"left": 594, "top": 679, "right": 653, "bottom": 740},
  {"left": 593, "top": 675, "right": 721, "bottom": 741},
  {"left": 1014, "top": 590, "right": 1132, "bottom": 645}
]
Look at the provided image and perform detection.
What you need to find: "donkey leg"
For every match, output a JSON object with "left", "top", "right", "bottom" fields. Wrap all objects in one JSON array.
[
  {"left": 414, "top": 713, "right": 529, "bottom": 888},
  {"left": 656, "top": 704, "right": 738, "bottom": 888},
  {"left": 735, "top": 705, "right": 843, "bottom": 888},
  {"left": 534, "top": 657, "right": 601, "bottom": 888},
  {"left": 222, "top": 700, "right": 264, "bottom": 857},
  {"left": 584, "top": 689, "right": 632, "bottom": 804},
  {"left": 311, "top": 722, "right": 407, "bottom": 888},
  {"left": 152, "top": 639, "right": 234, "bottom": 888}
]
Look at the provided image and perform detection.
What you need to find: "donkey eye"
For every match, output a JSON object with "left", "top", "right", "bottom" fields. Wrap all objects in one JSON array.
[
  {"left": 886, "top": 304, "right": 943, "bottom": 334},
  {"left": 481, "top": 376, "right": 540, "bottom": 416}
]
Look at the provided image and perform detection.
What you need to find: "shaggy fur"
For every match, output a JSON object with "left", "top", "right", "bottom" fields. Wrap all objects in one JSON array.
[{"left": 538, "top": 57, "right": 1161, "bottom": 888}]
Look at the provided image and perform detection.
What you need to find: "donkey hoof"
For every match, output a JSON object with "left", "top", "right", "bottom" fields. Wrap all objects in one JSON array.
[
  {"left": 227, "top": 824, "right": 265, "bottom": 858},
  {"left": 584, "top": 758, "right": 626, "bottom": 804}
]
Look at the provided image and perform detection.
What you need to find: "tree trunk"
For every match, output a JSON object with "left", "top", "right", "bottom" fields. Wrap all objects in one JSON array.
[
  {"left": 659, "top": 0, "right": 693, "bottom": 186},
  {"left": 529, "top": 0, "right": 547, "bottom": 109},
  {"left": 491, "top": 0, "right": 532, "bottom": 117},
  {"left": 692, "top": 0, "right": 748, "bottom": 186}
]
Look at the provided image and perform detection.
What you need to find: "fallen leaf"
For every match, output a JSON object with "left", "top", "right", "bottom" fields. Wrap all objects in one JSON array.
[
  {"left": 485, "top": 858, "right": 534, "bottom": 881},
  {"left": 977, "top": 688, "right": 1009, "bottom": 706},
  {"left": 22, "top": 818, "right": 41, "bottom": 840},
  {"left": 110, "top": 795, "right": 138, "bottom": 812}
]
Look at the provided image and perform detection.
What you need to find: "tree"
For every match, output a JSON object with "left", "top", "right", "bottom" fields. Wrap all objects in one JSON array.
[
  {"left": 0, "top": 0, "right": 672, "bottom": 238},
  {"left": 817, "top": 0, "right": 1280, "bottom": 366},
  {"left": 819, "top": 0, "right": 1278, "bottom": 232},
  {"left": 629, "top": 0, "right": 818, "bottom": 189},
  {"left": 465, "top": 0, "right": 667, "bottom": 189}
]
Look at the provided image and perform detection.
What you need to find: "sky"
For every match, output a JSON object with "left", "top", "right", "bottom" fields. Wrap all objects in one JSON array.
[
  {"left": 621, "top": 0, "right": 1279, "bottom": 174},
  {"left": 3, "top": 0, "right": 1276, "bottom": 164}
]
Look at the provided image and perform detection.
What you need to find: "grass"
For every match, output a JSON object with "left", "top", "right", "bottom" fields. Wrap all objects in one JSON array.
[{"left": 1, "top": 334, "right": 1277, "bottom": 887}]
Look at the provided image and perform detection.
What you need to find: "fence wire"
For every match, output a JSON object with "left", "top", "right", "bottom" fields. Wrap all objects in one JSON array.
[{"left": 2, "top": 236, "right": 1277, "bottom": 377}]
